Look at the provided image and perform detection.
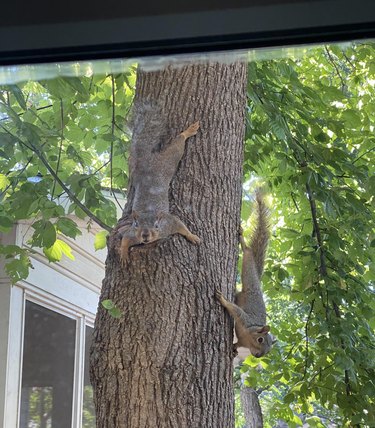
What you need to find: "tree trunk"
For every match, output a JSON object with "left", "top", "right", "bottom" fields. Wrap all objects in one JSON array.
[
  {"left": 90, "top": 59, "right": 247, "bottom": 427},
  {"left": 240, "top": 387, "right": 264, "bottom": 428}
]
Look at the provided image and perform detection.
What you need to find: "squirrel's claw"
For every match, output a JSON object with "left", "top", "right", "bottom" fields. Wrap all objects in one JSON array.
[
  {"left": 215, "top": 289, "right": 224, "bottom": 302},
  {"left": 189, "top": 234, "right": 201, "bottom": 245},
  {"left": 120, "top": 252, "right": 130, "bottom": 267},
  {"left": 184, "top": 121, "right": 200, "bottom": 137}
]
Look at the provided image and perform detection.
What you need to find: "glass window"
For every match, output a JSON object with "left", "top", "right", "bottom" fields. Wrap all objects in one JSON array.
[
  {"left": 82, "top": 326, "right": 95, "bottom": 427},
  {"left": 20, "top": 301, "right": 76, "bottom": 428}
]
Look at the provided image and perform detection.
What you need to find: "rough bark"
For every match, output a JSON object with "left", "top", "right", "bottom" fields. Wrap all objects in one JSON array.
[
  {"left": 240, "top": 387, "right": 264, "bottom": 428},
  {"left": 90, "top": 59, "right": 247, "bottom": 427}
]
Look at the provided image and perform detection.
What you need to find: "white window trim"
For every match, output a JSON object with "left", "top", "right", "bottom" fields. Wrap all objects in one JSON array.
[
  {"left": 1, "top": 219, "right": 101, "bottom": 427},
  {"left": 72, "top": 316, "right": 85, "bottom": 428},
  {"left": 1, "top": 285, "right": 24, "bottom": 428},
  {"left": 23, "top": 284, "right": 96, "bottom": 324},
  {"left": 2, "top": 283, "right": 96, "bottom": 428}
]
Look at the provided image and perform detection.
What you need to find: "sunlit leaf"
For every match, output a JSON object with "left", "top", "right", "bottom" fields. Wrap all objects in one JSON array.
[
  {"left": 0, "top": 173, "right": 10, "bottom": 191},
  {"left": 44, "top": 239, "right": 75, "bottom": 262},
  {"left": 94, "top": 230, "right": 109, "bottom": 251}
]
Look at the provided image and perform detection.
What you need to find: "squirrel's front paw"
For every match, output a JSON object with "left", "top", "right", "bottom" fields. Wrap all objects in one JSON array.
[
  {"left": 189, "top": 233, "right": 201, "bottom": 245},
  {"left": 120, "top": 252, "right": 129, "bottom": 267},
  {"left": 184, "top": 121, "right": 200, "bottom": 137},
  {"left": 215, "top": 289, "right": 224, "bottom": 303}
]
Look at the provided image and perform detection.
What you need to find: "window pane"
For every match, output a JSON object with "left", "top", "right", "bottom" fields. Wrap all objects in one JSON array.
[
  {"left": 82, "top": 326, "right": 96, "bottom": 427},
  {"left": 20, "top": 301, "right": 76, "bottom": 428}
]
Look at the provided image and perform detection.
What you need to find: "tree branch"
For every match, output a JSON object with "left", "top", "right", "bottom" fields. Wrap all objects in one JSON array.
[
  {"left": 51, "top": 99, "right": 64, "bottom": 200},
  {"left": 110, "top": 74, "right": 124, "bottom": 212},
  {"left": 37, "top": 151, "right": 112, "bottom": 231},
  {"left": 2, "top": 125, "right": 112, "bottom": 232},
  {"left": 324, "top": 46, "right": 346, "bottom": 90},
  {"left": 0, "top": 103, "right": 53, "bottom": 122},
  {"left": 305, "top": 182, "right": 355, "bottom": 402},
  {"left": 290, "top": 191, "right": 300, "bottom": 212},
  {"left": 303, "top": 299, "right": 315, "bottom": 378},
  {"left": 352, "top": 146, "right": 375, "bottom": 164},
  {"left": 305, "top": 182, "right": 327, "bottom": 277}
]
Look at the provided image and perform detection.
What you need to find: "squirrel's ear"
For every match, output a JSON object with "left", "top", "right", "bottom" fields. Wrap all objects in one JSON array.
[
  {"left": 132, "top": 211, "right": 139, "bottom": 219},
  {"left": 257, "top": 325, "right": 270, "bottom": 334}
]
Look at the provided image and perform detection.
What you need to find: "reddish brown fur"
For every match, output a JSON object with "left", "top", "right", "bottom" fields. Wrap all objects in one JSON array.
[{"left": 216, "top": 190, "right": 275, "bottom": 358}]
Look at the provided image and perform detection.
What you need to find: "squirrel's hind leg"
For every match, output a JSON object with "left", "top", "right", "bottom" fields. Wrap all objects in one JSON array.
[
  {"left": 176, "top": 219, "right": 201, "bottom": 245},
  {"left": 165, "top": 214, "right": 201, "bottom": 244},
  {"left": 181, "top": 121, "right": 200, "bottom": 139},
  {"left": 216, "top": 290, "right": 250, "bottom": 327}
]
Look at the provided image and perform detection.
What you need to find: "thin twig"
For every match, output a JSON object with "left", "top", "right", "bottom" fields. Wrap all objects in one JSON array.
[
  {"left": 303, "top": 299, "right": 315, "bottom": 378},
  {"left": 352, "top": 147, "right": 375, "bottom": 164},
  {"left": 0, "top": 103, "right": 53, "bottom": 122},
  {"left": 0, "top": 156, "right": 34, "bottom": 197},
  {"left": 308, "top": 363, "right": 335, "bottom": 386},
  {"left": 290, "top": 192, "right": 299, "bottom": 212},
  {"left": 324, "top": 46, "right": 346, "bottom": 90},
  {"left": 51, "top": 99, "right": 64, "bottom": 200},
  {"left": 305, "top": 182, "right": 327, "bottom": 277}
]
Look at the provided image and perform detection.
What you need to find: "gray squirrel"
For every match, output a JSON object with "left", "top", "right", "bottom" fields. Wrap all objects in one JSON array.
[
  {"left": 118, "top": 103, "right": 200, "bottom": 264},
  {"left": 216, "top": 190, "right": 275, "bottom": 358}
]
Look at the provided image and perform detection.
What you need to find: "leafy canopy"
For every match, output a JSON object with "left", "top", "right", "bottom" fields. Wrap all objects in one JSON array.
[
  {"left": 0, "top": 72, "right": 135, "bottom": 279},
  {"left": 241, "top": 42, "right": 375, "bottom": 427}
]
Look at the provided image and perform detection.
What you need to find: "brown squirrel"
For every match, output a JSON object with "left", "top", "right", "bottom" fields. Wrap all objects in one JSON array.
[
  {"left": 216, "top": 190, "right": 275, "bottom": 358},
  {"left": 118, "top": 110, "right": 200, "bottom": 264}
]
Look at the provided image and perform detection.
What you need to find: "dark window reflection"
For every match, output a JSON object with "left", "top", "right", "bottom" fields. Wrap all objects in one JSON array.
[
  {"left": 82, "top": 326, "right": 96, "bottom": 427},
  {"left": 20, "top": 301, "right": 76, "bottom": 428}
]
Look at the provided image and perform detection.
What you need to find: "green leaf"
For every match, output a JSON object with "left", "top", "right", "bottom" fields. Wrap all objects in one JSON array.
[
  {"left": 291, "top": 414, "right": 303, "bottom": 425},
  {"left": 101, "top": 300, "right": 122, "bottom": 318},
  {"left": 341, "top": 109, "right": 362, "bottom": 127},
  {"left": 101, "top": 299, "right": 115, "bottom": 310},
  {"left": 0, "top": 102, "right": 22, "bottom": 126},
  {"left": 44, "top": 239, "right": 75, "bottom": 262},
  {"left": 94, "top": 230, "right": 108, "bottom": 251},
  {"left": 64, "top": 77, "right": 87, "bottom": 95},
  {"left": 56, "top": 217, "right": 82, "bottom": 239},
  {"left": 31, "top": 220, "right": 57, "bottom": 248},
  {"left": 9, "top": 84, "right": 27, "bottom": 109},
  {"left": 304, "top": 416, "right": 325, "bottom": 428},
  {"left": 0, "top": 173, "right": 10, "bottom": 191},
  {"left": 1, "top": 249, "right": 32, "bottom": 284},
  {"left": 0, "top": 216, "right": 14, "bottom": 231},
  {"left": 283, "top": 392, "right": 295, "bottom": 404},
  {"left": 109, "top": 307, "right": 122, "bottom": 318}
]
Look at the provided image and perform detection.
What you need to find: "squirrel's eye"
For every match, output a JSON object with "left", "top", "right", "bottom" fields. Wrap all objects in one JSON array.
[
  {"left": 257, "top": 337, "right": 264, "bottom": 344},
  {"left": 133, "top": 220, "right": 139, "bottom": 227}
]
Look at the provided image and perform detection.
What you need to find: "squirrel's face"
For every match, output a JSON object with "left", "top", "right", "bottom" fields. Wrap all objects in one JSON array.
[
  {"left": 247, "top": 325, "right": 275, "bottom": 358},
  {"left": 132, "top": 212, "right": 161, "bottom": 244}
]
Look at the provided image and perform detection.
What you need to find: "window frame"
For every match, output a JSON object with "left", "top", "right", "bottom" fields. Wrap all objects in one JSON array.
[{"left": 3, "top": 284, "right": 96, "bottom": 428}]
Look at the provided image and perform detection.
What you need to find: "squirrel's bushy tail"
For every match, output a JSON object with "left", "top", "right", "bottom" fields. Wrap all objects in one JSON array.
[{"left": 250, "top": 189, "right": 270, "bottom": 279}]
